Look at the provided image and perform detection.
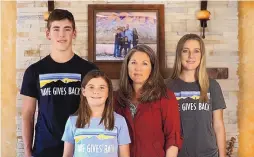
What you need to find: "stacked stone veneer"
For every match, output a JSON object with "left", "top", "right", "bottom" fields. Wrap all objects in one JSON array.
[{"left": 15, "top": 1, "right": 238, "bottom": 157}]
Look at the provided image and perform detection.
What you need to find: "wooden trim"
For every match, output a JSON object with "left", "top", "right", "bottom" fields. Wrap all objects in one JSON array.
[
  {"left": 48, "top": 0, "right": 54, "bottom": 12},
  {"left": 1, "top": 1, "right": 17, "bottom": 157},
  {"left": 88, "top": 4, "right": 166, "bottom": 79}
]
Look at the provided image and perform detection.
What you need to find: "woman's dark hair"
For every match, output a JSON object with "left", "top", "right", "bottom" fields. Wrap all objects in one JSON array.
[{"left": 116, "top": 44, "right": 168, "bottom": 107}]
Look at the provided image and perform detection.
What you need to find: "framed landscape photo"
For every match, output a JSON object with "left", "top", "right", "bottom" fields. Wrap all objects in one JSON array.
[{"left": 88, "top": 4, "right": 165, "bottom": 79}]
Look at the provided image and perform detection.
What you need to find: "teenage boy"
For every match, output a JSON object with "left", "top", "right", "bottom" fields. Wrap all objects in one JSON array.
[{"left": 21, "top": 9, "right": 98, "bottom": 157}]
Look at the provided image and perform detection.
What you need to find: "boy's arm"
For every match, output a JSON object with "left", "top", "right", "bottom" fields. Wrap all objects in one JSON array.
[{"left": 22, "top": 96, "right": 36, "bottom": 157}]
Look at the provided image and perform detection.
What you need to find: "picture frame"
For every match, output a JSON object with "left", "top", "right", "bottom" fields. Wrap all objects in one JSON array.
[{"left": 88, "top": 4, "right": 166, "bottom": 79}]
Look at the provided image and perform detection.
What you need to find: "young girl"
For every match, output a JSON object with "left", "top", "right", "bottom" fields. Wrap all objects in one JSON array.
[
  {"left": 167, "top": 34, "right": 226, "bottom": 157},
  {"left": 62, "top": 70, "right": 131, "bottom": 157}
]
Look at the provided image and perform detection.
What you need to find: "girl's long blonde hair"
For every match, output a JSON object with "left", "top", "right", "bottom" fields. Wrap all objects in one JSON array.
[{"left": 171, "top": 34, "right": 209, "bottom": 102}]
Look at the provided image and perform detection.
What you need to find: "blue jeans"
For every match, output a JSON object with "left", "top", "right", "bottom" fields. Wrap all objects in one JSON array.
[
  {"left": 128, "top": 41, "right": 131, "bottom": 50},
  {"left": 114, "top": 43, "right": 120, "bottom": 57}
]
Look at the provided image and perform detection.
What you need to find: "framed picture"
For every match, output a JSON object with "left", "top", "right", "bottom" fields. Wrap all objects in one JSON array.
[{"left": 88, "top": 4, "right": 165, "bottom": 79}]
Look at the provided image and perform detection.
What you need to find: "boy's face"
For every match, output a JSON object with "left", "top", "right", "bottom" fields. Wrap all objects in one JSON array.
[{"left": 46, "top": 19, "right": 76, "bottom": 52}]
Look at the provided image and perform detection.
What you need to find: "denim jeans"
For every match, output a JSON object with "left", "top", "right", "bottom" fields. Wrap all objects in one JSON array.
[{"left": 114, "top": 43, "right": 120, "bottom": 57}]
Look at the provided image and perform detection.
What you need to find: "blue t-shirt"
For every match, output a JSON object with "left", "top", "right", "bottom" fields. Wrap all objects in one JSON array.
[
  {"left": 124, "top": 29, "right": 133, "bottom": 42},
  {"left": 62, "top": 112, "right": 131, "bottom": 157}
]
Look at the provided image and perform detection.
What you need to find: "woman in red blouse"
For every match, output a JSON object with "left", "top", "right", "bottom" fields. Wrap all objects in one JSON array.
[{"left": 114, "top": 44, "right": 182, "bottom": 157}]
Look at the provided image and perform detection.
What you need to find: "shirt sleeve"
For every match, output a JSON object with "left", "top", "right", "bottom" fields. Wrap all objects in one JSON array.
[
  {"left": 210, "top": 79, "right": 226, "bottom": 111},
  {"left": 162, "top": 90, "right": 183, "bottom": 150},
  {"left": 62, "top": 117, "right": 75, "bottom": 144},
  {"left": 117, "top": 117, "right": 131, "bottom": 145},
  {"left": 20, "top": 65, "right": 38, "bottom": 99}
]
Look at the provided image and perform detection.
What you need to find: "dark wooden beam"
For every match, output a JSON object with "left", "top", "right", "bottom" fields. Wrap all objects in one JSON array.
[
  {"left": 200, "top": 0, "right": 208, "bottom": 37},
  {"left": 48, "top": 0, "right": 54, "bottom": 12},
  {"left": 207, "top": 68, "right": 228, "bottom": 79},
  {"left": 201, "top": 0, "right": 208, "bottom": 10}
]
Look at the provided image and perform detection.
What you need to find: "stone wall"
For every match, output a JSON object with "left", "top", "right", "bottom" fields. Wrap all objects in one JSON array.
[{"left": 3, "top": 1, "right": 240, "bottom": 156}]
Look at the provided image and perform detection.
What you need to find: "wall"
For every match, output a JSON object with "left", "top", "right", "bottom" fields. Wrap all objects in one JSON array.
[
  {"left": 238, "top": 1, "right": 254, "bottom": 156},
  {"left": 1, "top": 1, "right": 240, "bottom": 157}
]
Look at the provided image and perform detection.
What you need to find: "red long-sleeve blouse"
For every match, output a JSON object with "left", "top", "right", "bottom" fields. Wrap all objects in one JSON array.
[{"left": 114, "top": 90, "right": 183, "bottom": 157}]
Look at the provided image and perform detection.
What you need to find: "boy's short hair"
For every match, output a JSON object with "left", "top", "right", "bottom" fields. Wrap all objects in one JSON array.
[{"left": 47, "top": 9, "right": 76, "bottom": 30}]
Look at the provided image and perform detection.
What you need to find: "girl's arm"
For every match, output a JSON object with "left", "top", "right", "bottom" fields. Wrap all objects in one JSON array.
[
  {"left": 119, "top": 144, "right": 130, "bottom": 157},
  {"left": 62, "top": 117, "right": 75, "bottom": 157},
  {"left": 117, "top": 116, "right": 131, "bottom": 157},
  {"left": 213, "top": 109, "right": 226, "bottom": 157},
  {"left": 63, "top": 142, "right": 74, "bottom": 157}
]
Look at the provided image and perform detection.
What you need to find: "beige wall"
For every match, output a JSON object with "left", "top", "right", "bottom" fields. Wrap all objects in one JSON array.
[
  {"left": 16, "top": 1, "right": 239, "bottom": 157},
  {"left": 1, "top": 1, "right": 17, "bottom": 157},
  {"left": 238, "top": 1, "right": 254, "bottom": 156},
  {"left": 5, "top": 1, "right": 254, "bottom": 157}
]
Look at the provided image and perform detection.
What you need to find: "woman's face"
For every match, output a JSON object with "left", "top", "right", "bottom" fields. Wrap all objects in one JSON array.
[
  {"left": 128, "top": 51, "right": 152, "bottom": 86},
  {"left": 181, "top": 39, "right": 202, "bottom": 71}
]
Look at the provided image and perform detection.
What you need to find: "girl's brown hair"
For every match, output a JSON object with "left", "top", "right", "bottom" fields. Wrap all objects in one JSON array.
[
  {"left": 116, "top": 44, "right": 168, "bottom": 107},
  {"left": 171, "top": 33, "right": 209, "bottom": 102},
  {"left": 75, "top": 70, "right": 114, "bottom": 130}
]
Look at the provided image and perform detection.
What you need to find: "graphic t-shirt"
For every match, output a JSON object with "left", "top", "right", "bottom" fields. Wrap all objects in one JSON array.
[
  {"left": 20, "top": 54, "right": 98, "bottom": 157},
  {"left": 167, "top": 78, "right": 226, "bottom": 157},
  {"left": 62, "top": 112, "right": 131, "bottom": 157}
]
